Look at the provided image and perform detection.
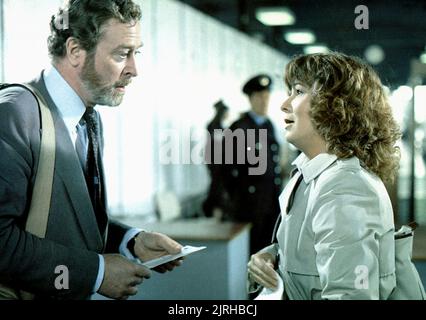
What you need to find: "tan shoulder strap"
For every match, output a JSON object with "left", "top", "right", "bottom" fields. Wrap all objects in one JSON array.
[
  {"left": 22, "top": 84, "right": 56, "bottom": 238},
  {"left": 0, "top": 84, "right": 55, "bottom": 300}
]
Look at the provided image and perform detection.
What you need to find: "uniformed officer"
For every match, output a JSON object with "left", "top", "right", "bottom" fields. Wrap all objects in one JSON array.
[
  {"left": 223, "top": 74, "right": 282, "bottom": 254},
  {"left": 203, "top": 100, "right": 230, "bottom": 218}
]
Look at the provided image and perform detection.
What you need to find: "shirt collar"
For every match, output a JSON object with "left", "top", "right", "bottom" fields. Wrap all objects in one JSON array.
[
  {"left": 43, "top": 65, "right": 86, "bottom": 132},
  {"left": 292, "top": 153, "right": 338, "bottom": 184},
  {"left": 248, "top": 111, "right": 267, "bottom": 125}
]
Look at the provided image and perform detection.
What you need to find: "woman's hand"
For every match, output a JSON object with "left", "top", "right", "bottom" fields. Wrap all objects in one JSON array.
[{"left": 247, "top": 251, "right": 279, "bottom": 289}]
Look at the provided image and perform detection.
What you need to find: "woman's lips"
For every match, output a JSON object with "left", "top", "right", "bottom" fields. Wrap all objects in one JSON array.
[{"left": 284, "top": 119, "right": 294, "bottom": 129}]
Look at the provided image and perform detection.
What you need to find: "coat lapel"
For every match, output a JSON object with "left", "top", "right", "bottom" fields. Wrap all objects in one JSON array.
[{"left": 29, "top": 72, "right": 104, "bottom": 250}]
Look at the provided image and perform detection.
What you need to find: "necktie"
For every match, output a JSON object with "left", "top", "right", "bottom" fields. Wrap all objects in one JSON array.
[
  {"left": 270, "top": 170, "right": 303, "bottom": 243},
  {"left": 75, "top": 121, "right": 87, "bottom": 173},
  {"left": 78, "top": 107, "right": 107, "bottom": 235}
]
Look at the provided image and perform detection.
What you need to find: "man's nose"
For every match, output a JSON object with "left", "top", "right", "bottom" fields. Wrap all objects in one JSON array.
[{"left": 124, "top": 55, "right": 138, "bottom": 77}]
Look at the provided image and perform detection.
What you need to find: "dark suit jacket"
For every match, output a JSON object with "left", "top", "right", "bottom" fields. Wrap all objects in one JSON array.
[{"left": 0, "top": 72, "right": 130, "bottom": 299}]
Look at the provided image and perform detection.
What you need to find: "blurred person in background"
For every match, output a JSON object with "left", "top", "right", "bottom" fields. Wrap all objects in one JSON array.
[{"left": 202, "top": 100, "right": 230, "bottom": 219}]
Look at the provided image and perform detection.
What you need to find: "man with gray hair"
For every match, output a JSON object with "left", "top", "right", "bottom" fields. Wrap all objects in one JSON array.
[{"left": 0, "top": 0, "right": 182, "bottom": 300}]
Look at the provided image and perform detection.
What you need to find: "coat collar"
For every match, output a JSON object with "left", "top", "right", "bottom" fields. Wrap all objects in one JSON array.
[
  {"left": 43, "top": 65, "right": 86, "bottom": 141},
  {"left": 292, "top": 153, "right": 338, "bottom": 184}
]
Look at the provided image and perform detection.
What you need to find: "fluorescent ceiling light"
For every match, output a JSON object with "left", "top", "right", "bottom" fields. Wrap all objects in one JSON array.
[
  {"left": 255, "top": 7, "right": 295, "bottom": 26},
  {"left": 284, "top": 30, "right": 316, "bottom": 45},
  {"left": 303, "top": 45, "right": 329, "bottom": 54}
]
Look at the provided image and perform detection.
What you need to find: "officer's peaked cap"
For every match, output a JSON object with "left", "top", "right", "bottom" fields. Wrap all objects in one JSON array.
[{"left": 242, "top": 74, "right": 272, "bottom": 96}]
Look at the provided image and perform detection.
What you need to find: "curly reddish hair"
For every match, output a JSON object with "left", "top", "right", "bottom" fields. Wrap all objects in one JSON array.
[{"left": 284, "top": 52, "right": 401, "bottom": 182}]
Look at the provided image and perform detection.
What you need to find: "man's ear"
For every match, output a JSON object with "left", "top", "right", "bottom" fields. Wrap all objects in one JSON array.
[{"left": 65, "top": 37, "right": 85, "bottom": 67}]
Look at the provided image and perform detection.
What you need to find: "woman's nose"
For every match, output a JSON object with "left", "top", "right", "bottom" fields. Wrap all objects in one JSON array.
[{"left": 281, "top": 96, "right": 292, "bottom": 112}]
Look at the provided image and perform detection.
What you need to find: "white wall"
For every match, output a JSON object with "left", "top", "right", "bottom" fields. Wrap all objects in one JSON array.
[{"left": 1, "top": 0, "right": 289, "bottom": 219}]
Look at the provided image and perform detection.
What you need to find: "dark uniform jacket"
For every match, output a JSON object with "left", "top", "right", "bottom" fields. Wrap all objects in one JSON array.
[
  {"left": 223, "top": 112, "right": 282, "bottom": 253},
  {"left": 203, "top": 119, "right": 228, "bottom": 217}
]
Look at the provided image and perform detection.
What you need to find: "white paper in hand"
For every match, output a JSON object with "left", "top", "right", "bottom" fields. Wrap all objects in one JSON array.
[
  {"left": 254, "top": 270, "right": 284, "bottom": 300},
  {"left": 140, "top": 245, "right": 206, "bottom": 269}
]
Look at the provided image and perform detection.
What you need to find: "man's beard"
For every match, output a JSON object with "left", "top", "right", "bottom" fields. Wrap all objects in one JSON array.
[{"left": 81, "top": 53, "right": 131, "bottom": 107}]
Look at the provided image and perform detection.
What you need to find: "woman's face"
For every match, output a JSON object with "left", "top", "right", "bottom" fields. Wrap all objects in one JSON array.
[{"left": 281, "top": 81, "right": 327, "bottom": 158}]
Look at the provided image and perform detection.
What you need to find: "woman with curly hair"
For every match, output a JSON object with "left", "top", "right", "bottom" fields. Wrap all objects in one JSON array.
[{"left": 247, "top": 52, "right": 401, "bottom": 299}]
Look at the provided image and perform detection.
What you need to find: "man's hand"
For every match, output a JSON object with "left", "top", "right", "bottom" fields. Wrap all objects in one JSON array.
[
  {"left": 98, "top": 254, "right": 151, "bottom": 300},
  {"left": 134, "top": 231, "right": 183, "bottom": 273},
  {"left": 247, "top": 251, "right": 278, "bottom": 289}
]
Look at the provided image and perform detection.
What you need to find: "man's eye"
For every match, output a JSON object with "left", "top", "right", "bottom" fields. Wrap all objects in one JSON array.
[
  {"left": 296, "top": 89, "right": 304, "bottom": 95},
  {"left": 116, "top": 51, "right": 130, "bottom": 59}
]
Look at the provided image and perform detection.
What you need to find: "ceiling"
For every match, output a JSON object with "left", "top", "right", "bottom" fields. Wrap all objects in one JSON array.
[{"left": 177, "top": 0, "right": 426, "bottom": 88}]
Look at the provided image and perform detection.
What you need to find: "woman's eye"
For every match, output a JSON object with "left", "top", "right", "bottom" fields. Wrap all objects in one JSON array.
[{"left": 292, "top": 88, "right": 304, "bottom": 95}]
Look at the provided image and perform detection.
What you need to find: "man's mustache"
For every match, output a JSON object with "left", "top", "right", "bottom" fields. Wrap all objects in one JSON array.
[{"left": 115, "top": 79, "right": 132, "bottom": 87}]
